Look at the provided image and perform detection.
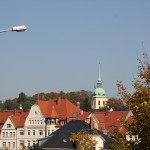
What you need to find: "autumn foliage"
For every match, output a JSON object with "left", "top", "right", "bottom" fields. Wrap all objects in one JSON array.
[
  {"left": 111, "top": 53, "right": 150, "bottom": 150},
  {"left": 69, "top": 130, "right": 97, "bottom": 150}
]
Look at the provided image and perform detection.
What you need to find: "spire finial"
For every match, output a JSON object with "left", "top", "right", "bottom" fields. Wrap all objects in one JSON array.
[
  {"left": 97, "top": 62, "right": 102, "bottom": 88},
  {"left": 98, "top": 62, "right": 101, "bottom": 81}
]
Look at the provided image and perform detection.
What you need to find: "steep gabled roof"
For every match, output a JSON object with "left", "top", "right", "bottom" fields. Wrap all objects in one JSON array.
[
  {"left": 0, "top": 110, "right": 29, "bottom": 131},
  {"left": 93, "top": 110, "right": 130, "bottom": 131},
  {"left": 105, "top": 111, "right": 129, "bottom": 130},
  {"left": 48, "top": 105, "right": 59, "bottom": 118},
  {"left": 0, "top": 111, "right": 16, "bottom": 123},
  {"left": 78, "top": 112, "right": 91, "bottom": 121},
  {"left": 36, "top": 99, "right": 81, "bottom": 119},
  {"left": 10, "top": 111, "right": 29, "bottom": 127}
]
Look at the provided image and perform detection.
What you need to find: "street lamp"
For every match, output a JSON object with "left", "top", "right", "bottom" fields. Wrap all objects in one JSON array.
[{"left": 0, "top": 25, "right": 27, "bottom": 33}]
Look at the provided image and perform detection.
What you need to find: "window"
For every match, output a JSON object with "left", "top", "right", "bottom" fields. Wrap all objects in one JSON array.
[
  {"left": 13, "top": 142, "right": 15, "bottom": 148},
  {"left": 2, "top": 132, "right": 5, "bottom": 137},
  {"left": 20, "top": 130, "right": 24, "bottom": 135},
  {"left": 35, "top": 111, "right": 37, "bottom": 115},
  {"left": 41, "top": 120, "right": 43, "bottom": 124},
  {"left": 2, "top": 142, "right": 6, "bottom": 148},
  {"left": 29, "top": 120, "right": 31, "bottom": 125},
  {"left": 60, "top": 120, "right": 65, "bottom": 126},
  {"left": 98, "top": 101, "right": 100, "bottom": 105},
  {"left": 7, "top": 124, "right": 11, "bottom": 128},
  {"left": 6, "top": 132, "right": 8, "bottom": 137},
  {"left": 38, "top": 120, "right": 40, "bottom": 124},
  {"left": 39, "top": 130, "right": 43, "bottom": 136},
  {"left": 103, "top": 101, "right": 106, "bottom": 106},
  {"left": 20, "top": 140, "right": 24, "bottom": 147},
  {"left": 28, "top": 141, "right": 30, "bottom": 147},
  {"left": 10, "top": 132, "right": 12, "bottom": 137},
  {"left": 48, "top": 130, "right": 50, "bottom": 135},
  {"left": 13, "top": 132, "right": 15, "bottom": 137},
  {"left": 8, "top": 142, "right": 11, "bottom": 148},
  {"left": 51, "top": 130, "right": 54, "bottom": 134},
  {"left": 51, "top": 119, "right": 55, "bottom": 124},
  {"left": 33, "top": 140, "right": 35, "bottom": 146},
  {"left": 28, "top": 130, "right": 30, "bottom": 135},
  {"left": 33, "top": 130, "right": 35, "bottom": 135},
  {"left": 47, "top": 119, "right": 50, "bottom": 125}
]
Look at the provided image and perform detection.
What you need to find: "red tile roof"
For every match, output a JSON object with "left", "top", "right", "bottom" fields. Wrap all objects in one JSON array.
[
  {"left": 10, "top": 111, "right": 29, "bottom": 127},
  {"left": 93, "top": 111, "right": 130, "bottom": 131},
  {"left": 36, "top": 98, "right": 81, "bottom": 120},
  {"left": 0, "top": 111, "right": 16, "bottom": 123},
  {"left": 0, "top": 110, "right": 29, "bottom": 130},
  {"left": 79, "top": 112, "right": 91, "bottom": 121}
]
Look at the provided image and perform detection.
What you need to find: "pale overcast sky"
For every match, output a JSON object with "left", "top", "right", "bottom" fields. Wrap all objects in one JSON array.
[{"left": 0, "top": 1, "right": 150, "bottom": 100}]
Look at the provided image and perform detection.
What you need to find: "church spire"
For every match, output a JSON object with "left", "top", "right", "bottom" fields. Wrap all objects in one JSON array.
[{"left": 97, "top": 62, "right": 102, "bottom": 88}]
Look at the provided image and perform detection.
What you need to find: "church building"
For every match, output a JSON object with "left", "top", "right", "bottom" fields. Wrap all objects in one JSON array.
[{"left": 92, "top": 64, "right": 108, "bottom": 109}]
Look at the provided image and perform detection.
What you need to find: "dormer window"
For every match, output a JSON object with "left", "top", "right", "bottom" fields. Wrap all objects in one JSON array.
[
  {"left": 7, "top": 124, "right": 11, "bottom": 128},
  {"left": 60, "top": 120, "right": 65, "bottom": 126},
  {"left": 51, "top": 119, "right": 55, "bottom": 124}
]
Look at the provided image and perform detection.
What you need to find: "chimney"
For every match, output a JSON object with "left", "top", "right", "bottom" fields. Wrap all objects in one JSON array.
[
  {"left": 76, "top": 102, "right": 80, "bottom": 109},
  {"left": 80, "top": 110, "right": 83, "bottom": 115},
  {"left": 58, "top": 97, "right": 61, "bottom": 103},
  {"left": 90, "top": 117, "right": 94, "bottom": 129}
]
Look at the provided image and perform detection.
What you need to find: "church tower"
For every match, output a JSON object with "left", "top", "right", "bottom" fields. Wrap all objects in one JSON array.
[{"left": 92, "top": 63, "right": 108, "bottom": 109}]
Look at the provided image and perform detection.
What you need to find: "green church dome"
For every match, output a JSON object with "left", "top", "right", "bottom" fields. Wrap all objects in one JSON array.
[{"left": 94, "top": 87, "right": 106, "bottom": 97}]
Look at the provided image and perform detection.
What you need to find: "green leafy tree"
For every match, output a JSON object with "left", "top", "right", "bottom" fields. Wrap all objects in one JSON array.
[
  {"left": 17, "top": 92, "right": 27, "bottom": 103},
  {"left": 111, "top": 53, "right": 150, "bottom": 150},
  {"left": 4, "top": 99, "right": 18, "bottom": 110},
  {"left": 81, "top": 98, "right": 91, "bottom": 111}
]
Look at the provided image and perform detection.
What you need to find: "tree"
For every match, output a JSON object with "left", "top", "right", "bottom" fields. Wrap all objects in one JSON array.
[
  {"left": 69, "top": 130, "right": 97, "bottom": 150},
  {"left": 107, "top": 97, "right": 126, "bottom": 110},
  {"left": 4, "top": 99, "right": 18, "bottom": 110},
  {"left": 81, "top": 98, "right": 91, "bottom": 111},
  {"left": 112, "top": 53, "right": 150, "bottom": 150},
  {"left": 17, "top": 92, "right": 27, "bottom": 103},
  {"left": 110, "top": 127, "right": 130, "bottom": 150}
]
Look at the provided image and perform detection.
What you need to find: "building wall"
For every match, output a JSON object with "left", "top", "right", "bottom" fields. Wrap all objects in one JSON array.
[
  {"left": 0, "top": 104, "right": 60, "bottom": 150},
  {"left": 92, "top": 97, "right": 108, "bottom": 109},
  {"left": 23, "top": 104, "right": 49, "bottom": 148},
  {"left": 92, "top": 135, "right": 104, "bottom": 150}
]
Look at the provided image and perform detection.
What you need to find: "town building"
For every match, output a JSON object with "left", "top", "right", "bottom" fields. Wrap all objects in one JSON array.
[
  {"left": 0, "top": 110, "right": 29, "bottom": 150},
  {"left": 0, "top": 98, "right": 82, "bottom": 150},
  {"left": 0, "top": 65, "right": 133, "bottom": 150},
  {"left": 31, "top": 120, "right": 112, "bottom": 150}
]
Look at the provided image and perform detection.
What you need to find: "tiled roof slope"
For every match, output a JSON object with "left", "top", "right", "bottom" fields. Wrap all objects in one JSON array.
[
  {"left": 0, "top": 110, "right": 17, "bottom": 123},
  {"left": 36, "top": 98, "right": 81, "bottom": 119},
  {"left": 10, "top": 111, "right": 29, "bottom": 127},
  {"left": 0, "top": 110, "right": 29, "bottom": 131},
  {"left": 78, "top": 112, "right": 91, "bottom": 120},
  {"left": 37, "top": 120, "right": 112, "bottom": 149},
  {"left": 93, "top": 110, "right": 130, "bottom": 131}
]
